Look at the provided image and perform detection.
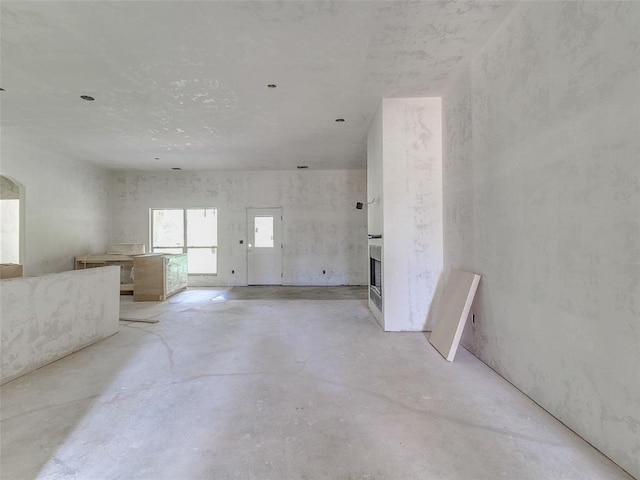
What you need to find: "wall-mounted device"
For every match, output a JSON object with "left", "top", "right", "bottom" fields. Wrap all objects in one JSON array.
[{"left": 356, "top": 198, "right": 377, "bottom": 209}]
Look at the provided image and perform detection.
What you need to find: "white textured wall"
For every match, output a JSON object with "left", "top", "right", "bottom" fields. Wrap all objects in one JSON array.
[
  {"left": 443, "top": 2, "right": 640, "bottom": 477},
  {"left": 0, "top": 266, "right": 120, "bottom": 384},
  {"left": 110, "top": 169, "right": 367, "bottom": 286},
  {"left": 0, "top": 140, "right": 111, "bottom": 275},
  {"left": 366, "top": 106, "right": 383, "bottom": 236},
  {"left": 366, "top": 98, "right": 443, "bottom": 331},
  {"left": 383, "top": 98, "right": 443, "bottom": 332},
  {"left": 366, "top": 106, "right": 384, "bottom": 326}
]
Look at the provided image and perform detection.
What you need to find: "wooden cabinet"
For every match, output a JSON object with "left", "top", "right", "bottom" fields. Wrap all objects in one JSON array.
[
  {"left": 76, "top": 253, "right": 188, "bottom": 301},
  {"left": 0, "top": 263, "right": 23, "bottom": 279},
  {"left": 133, "top": 254, "right": 188, "bottom": 301},
  {"left": 75, "top": 254, "right": 136, "bottom": 294}
]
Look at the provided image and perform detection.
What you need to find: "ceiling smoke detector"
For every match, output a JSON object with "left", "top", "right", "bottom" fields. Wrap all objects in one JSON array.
[{"left": 80, "top": 95, "right": 95, "bottom": 101}]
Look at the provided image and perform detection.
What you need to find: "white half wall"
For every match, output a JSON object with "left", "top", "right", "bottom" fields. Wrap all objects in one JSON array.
[
  {"left": 110, "top": 169, "right": 367, "bottom": 286},
  {"left": 0, "top": 266, "right": 120, "bottom": 384},
  {"left": 443, "top": 2, "right": 640, "bottom": 477},
  {"left": 0, "top": 139, "right": 112, "bottom": 275}
]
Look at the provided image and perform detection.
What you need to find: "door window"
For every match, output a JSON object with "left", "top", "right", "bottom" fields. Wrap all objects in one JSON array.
[{"left": 254, "top": 216, "right": 274, "bottom": 248}]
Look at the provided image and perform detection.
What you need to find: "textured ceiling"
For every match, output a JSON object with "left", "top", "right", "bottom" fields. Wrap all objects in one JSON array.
[{"left": 0, "top": 1, "right": 514, "bottom": 171}]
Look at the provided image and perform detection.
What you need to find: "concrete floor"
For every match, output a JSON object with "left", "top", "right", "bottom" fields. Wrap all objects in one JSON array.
[{"left": 0, "top": 287, "right": 632, "bottom": 480}]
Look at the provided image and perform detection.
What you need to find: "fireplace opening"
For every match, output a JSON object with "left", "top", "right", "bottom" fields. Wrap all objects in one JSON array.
[
  {"left": 369, "top": 245, "right": 382, "bottom": 311},
  {"left": 370, "top": 257, "right": 381, "bottom": 294}
]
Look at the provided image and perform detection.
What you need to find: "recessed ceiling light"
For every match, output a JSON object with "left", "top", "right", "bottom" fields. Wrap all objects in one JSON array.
[
  {"left": 80, "top": 95, "right": 95, "bottom": 101},
  {"left": 171, "top": 167, "right": 182, "bottom": 171},
  {"left": 267, "top": 84, "right": 277, "bottom": 89},
  {"left": 335, "top": 118, "right": 345, "bottom": 122},
  {"left": 297, "top": 165, "right": 308, "bottom": 169}
]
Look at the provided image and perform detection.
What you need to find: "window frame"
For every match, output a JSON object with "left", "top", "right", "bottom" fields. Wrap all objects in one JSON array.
[{"left": 150, "top": 207, "right": 218, "bottom": 275}]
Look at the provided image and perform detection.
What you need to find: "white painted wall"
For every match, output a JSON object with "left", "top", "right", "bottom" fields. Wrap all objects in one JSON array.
[
  {"left": 366, "top": 98, "right": 444, "bottom": 331},
  {"left": 0, "top": 140, "right": 112, "bottom": 275},
  {"left": 110, "top": 169, "right": 367, "bottom": 286},
  {"left": 443, "top": 2, "right": 640, "bottom": 477},
  {"left": 383, "top": 98, "right": 443, "bottom": 332},
  {"left": 0, "top": 266, "right": 120, "bottom": 384},
  {"left": 366, "top": 106, "right": 383, "bottom": 236},
  {"left": 366, "top": 106, "right": 384, "bottom": 326}
]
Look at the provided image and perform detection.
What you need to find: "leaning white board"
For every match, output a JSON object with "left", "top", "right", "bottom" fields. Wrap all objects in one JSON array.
[{"left": 429, "top": 269, "right": 481, "bottom": 361}]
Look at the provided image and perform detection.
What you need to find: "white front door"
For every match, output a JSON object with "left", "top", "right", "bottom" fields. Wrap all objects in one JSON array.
[{"left": 247, "top": 208, "right": 282, "bottom": 285}]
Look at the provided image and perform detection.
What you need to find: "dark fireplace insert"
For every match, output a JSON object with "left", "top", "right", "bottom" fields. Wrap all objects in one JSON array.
[{"left": 369, "top": 245, "right": 382, "bottom": 310}]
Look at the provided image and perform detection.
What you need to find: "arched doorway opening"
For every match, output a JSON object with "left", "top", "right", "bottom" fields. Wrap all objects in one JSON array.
[{"left": 0, "top": 175, "right": 25, "bottom": 265}]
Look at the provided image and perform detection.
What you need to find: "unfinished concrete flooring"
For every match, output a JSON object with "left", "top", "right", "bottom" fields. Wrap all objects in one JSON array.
[{"left": 0, "top": 287, "right": 632, "bottom": 479}]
